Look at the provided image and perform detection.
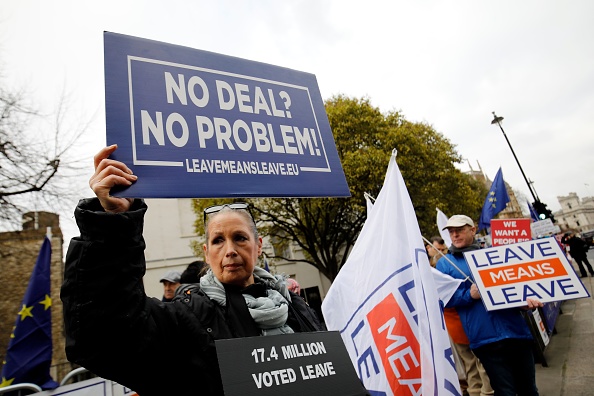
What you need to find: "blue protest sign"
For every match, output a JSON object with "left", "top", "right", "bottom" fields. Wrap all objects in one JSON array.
[
  {"left": 104, "top": 32, "right": 350, "bottom": 198},
  {"left": 463, "top": 238, "right": 590, "bottom": 311}
]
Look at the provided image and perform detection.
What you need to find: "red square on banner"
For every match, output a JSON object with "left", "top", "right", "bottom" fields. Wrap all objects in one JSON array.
[
  {"left": 366, "top": 293, "right": 421, "bottom": 394},
  {"left": 490, "top": 218, "right": 532, "bottom": 246}
]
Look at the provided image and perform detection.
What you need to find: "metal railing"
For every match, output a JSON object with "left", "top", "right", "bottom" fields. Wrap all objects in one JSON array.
[
  {"left": 59, "top": 367, "right": 89, "bottom": 386},
  {"left": 0, "top": 383, "right": 42, "bottom": 395},
  {"left": 0, "top": 367, "right": 90, "bottom": 395}
]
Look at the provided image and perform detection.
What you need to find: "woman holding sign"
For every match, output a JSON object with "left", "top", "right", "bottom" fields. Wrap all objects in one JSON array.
[{"left": 61, "top": 145, "right": 324, "bottom": 396}]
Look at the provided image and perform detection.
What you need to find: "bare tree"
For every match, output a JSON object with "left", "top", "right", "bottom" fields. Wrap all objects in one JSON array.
[{"left": 0, "top": 82, "right": 91, "bottom": 229}]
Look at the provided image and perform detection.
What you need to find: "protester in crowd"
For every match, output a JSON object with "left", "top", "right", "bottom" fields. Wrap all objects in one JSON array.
[
  {"left": 435, "top": 214, "right": 543, "bottom": 396},
  {"left": 286, "top": 277, "right": 301, "bottom": 295},
  {"left": 561, "top": 231, "right": 594, "bottom": 278},
  {"left": 175, "top": 261, "right": 208, "bottom": 297},
  {"left": 427, "top": 236, "right": 448, "bottom": 267},
  {"left": 179, "top": 260, "right": 208, "bottom": 284},
  {"left": 429, "top": 236, "right": 491, "bottom": 395},
  {"left": 159, "top": 269, "right": 181, "bottom": 302},
  {"left": 61, "top": 145, "right": 325, "bottom": 396},
  {"left": 444, "top": 306, "right": 493, "bottom": 396}
]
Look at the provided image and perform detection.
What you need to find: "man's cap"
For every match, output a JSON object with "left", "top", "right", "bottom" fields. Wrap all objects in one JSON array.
[
  {"left": 160, "top": 270, "right": 181, "bottom": 283},
  {"left": 442, "top": 215, "right": 475, "bottom": 230}
]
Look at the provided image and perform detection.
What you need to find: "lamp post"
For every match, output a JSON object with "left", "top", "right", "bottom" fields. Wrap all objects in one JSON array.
[
  {"left": 490, "top": 112, "right": 538, "bottom": 202},
  {"left": 491, "top": 112, "right": 555, "bottom": 222}
]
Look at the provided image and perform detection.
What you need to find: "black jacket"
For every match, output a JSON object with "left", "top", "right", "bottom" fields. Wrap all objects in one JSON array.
[
  {"left": 563, "top": 235, "right": 589, "bottom": 258},
  {"left": 61, "top": 198, "right": 323, "bottom": 396}
]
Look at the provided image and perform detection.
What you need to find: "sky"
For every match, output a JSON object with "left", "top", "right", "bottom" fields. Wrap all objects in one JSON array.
[{"left": 2, "top": 0, "right": 594, "bottom": 245}]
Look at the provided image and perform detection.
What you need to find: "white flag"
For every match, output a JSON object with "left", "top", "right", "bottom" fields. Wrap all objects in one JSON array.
[
  {"left": 322, "top": 151, "right": 461, "bottom": 396},
  {"left": 430, "top": 267, "right": 462, "bottom": 306},
  {"left": 370, "top": 198, "right": 460, "bottom": 306},
  {"left": 436, "top": 208, "right": 452, "bottom": 248}
]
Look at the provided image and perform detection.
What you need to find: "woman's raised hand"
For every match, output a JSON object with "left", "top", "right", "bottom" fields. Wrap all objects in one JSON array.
[{"left": 89, "top": 145, "right": 137, "bottom": 213}]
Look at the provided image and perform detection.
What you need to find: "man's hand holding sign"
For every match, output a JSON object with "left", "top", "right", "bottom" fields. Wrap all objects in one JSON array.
[
  {"left": 469, "top": 284, "right": 542, "bottom": 309},
  {"left": 464, "top": 238, "right": 589, "bottom": 311},
  {"left": 436, "top": 214, "right": 551, "bottom": 395}
]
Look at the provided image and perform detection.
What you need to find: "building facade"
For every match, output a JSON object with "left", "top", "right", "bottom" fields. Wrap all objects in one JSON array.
[
  {"left": 553, "top": 192, "right": 594, "bottom": 234},
  {"left": 0, "top": 212, "right": 70, "bottom": 383},
  {"left": 142, "top": 199, "right": 201, "bottom": 299}
]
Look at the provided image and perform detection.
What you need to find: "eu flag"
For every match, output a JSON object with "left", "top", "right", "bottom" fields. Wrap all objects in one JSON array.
[
  {"left": 478, "top": 167, "right": 511, "bottom": 232},
  {"left": 0, "top": 237, "right": 59, "bottom": 390},
  {"left": 527, "top": 200, "right": 540, "bottom": 222}
]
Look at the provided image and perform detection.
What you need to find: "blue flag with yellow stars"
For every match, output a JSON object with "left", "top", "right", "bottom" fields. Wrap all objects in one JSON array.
[
  {"left": 527, "top": 200, "right": 540, "bottom": 222},
  {"left": 0, "top": 237, "right": 59, "bottom": 390},
  {"left": 478, "top": 167, "right": 511, "bottom": 232}
]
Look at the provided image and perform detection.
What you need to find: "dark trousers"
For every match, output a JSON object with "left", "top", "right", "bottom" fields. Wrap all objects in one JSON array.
[
  {"left": 573, "top": 255, "right": 594, "bottom": 276},
  {"left": 472, "top": 339, "right": 539, "bottom": 396}
]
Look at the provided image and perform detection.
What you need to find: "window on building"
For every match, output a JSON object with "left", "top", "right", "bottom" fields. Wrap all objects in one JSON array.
[
  {"left": 568, "top": 203, "right": 572, "bottom": 209},
  {"left": 269, "top": 230, "right": 293, "bottom": 259},
  {"left": 577, "top": 221, "right": 581, "bottom": 226}
]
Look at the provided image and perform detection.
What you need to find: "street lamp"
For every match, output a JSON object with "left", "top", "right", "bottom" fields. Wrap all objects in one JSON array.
[
  {"left": 490, "top": 112, "right": 538, "bottom": 202},
  {"left": 490, "top": 112, "right": 554, "bottom": 222}
]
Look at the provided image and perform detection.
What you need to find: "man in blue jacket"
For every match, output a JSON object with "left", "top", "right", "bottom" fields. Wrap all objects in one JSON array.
[{"left": 436, "top": 214, "right": 543, "bottom": 396}]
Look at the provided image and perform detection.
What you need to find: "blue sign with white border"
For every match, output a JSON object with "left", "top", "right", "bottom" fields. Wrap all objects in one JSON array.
[{"left": 104, "top": 32, "right": 350, "bottom": 198}]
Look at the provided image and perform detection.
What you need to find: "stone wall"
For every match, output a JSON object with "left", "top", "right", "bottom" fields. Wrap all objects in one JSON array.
[{"left": 0, "top": 211, "right": 72, "bottom": 384}]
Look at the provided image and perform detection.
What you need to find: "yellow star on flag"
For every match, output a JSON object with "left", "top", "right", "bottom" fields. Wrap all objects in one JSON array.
[
  {"left": 39, "top": 294, "right": 52, "bottom": 310},
  {"left": 18, "top": 304, "right": 34, "bottom": 321},
  {"left": 0, "top": 376, "right": 15, "bottom": 387}
]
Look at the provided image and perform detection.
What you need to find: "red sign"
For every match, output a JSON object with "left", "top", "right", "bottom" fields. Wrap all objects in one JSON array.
[
  {"left": 490, "top": 218, "right": 532, "bottom": 246},
  {"left": 366, "top": 293, "right": 421, "bottom": 394}
]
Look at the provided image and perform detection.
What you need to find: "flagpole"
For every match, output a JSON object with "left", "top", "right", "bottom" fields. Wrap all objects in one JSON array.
[
  {"left": 363, "top": 192, "right": 376, "bottom": 202},
  {"left": 422, "top": 235, "right": 475, "bottom": 284}
]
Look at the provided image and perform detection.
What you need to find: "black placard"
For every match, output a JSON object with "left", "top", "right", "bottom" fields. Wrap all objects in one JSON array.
[{"left": 216, "top": 331, "right": 368, "bottom": 396}]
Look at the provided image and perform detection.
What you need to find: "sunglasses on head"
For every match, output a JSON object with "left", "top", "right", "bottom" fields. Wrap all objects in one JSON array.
[{"left": 203, "top": 202, "right": 252, "bottom": 223}]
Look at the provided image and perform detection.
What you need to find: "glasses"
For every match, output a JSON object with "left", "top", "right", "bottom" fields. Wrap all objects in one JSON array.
[
  {"left": 447, "top": 226, "right": 471, "bottom": 234},
  {"left": 203, "top": 202, "right": 252, "bottom": 223}
]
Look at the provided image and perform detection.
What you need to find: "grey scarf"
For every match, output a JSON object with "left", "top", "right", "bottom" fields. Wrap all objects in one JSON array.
[
  {"left": 449, "top": 242, "right": 481, "bottom": 254},
  {"left": 199, "top": 267, "right": 294, "bottom": 336}
]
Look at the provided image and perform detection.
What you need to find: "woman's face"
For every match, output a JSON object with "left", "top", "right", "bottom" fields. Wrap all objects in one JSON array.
[{"left": 203, "top": 211, "right": 262, "bottom": 288}]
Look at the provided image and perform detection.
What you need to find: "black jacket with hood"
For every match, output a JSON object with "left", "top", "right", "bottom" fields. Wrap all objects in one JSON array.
[{"left": 61, "top": 198, "right": 323, "bottom": 396}]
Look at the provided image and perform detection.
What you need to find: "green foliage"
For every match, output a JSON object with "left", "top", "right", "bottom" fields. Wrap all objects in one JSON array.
[
  {"left": 326, "top": 95, "right": 487, "bottom": 238},
  {"left": 191, "top": 95, "right": 487, "bottom": 281}
]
